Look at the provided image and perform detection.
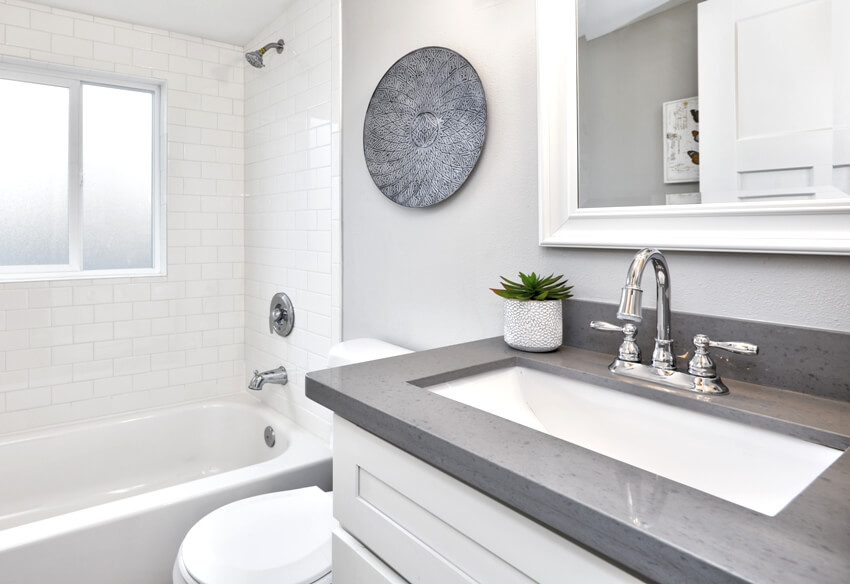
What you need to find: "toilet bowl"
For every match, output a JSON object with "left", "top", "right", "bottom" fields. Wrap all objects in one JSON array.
[
  {"left": 173, "top": 488, "right": 334, "bottom": 584},
  {"left": 173, "top": 338, "right": 411, "bottom": 584}
]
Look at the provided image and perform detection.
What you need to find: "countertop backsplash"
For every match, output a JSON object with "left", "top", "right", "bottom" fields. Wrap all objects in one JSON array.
[{"left": 563, "top": 299, "right": 850, "bottom": 402}]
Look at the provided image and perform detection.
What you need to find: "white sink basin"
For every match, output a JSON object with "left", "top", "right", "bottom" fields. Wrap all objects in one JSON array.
[{"left": 427, "top": 366, "right": 843, "bottom": 516}]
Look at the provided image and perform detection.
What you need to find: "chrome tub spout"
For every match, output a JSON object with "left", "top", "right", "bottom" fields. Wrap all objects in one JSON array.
[{"left": 249, "top": 366, "right": 288, "bottom": 390}]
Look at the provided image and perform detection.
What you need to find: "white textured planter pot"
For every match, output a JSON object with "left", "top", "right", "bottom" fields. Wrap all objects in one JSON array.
[{"left": 502, "top": 299, "right": 563, "bottom": 352}]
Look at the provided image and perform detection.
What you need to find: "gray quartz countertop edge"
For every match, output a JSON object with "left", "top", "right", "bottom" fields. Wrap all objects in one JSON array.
[{"left": 305, "top": 337, "right": 850, "bottom": 584}]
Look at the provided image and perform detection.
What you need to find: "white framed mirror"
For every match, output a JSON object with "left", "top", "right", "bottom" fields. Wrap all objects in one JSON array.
[{"left": 537, "top": 0, "right": 850, "bottom": 254}]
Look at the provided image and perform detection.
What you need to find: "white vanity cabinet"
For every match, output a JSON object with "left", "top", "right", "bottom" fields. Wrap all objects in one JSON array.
[{"left": 331, "top": 416, "right": 640, "bottom": 584}]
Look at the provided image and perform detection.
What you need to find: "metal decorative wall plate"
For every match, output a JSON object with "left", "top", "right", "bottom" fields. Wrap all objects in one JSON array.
[{"left": 363, "top": 47, "right": 487, "bottom": 207}]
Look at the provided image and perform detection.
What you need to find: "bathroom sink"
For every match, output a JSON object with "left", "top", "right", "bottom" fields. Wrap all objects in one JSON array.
[{"left": 426, "top": 366, "right": 843, "bottom": 516}]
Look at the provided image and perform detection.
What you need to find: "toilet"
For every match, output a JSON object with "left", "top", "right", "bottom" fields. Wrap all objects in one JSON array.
[{"left": 173, "top": 338, "right": 412, "bottom": 584}]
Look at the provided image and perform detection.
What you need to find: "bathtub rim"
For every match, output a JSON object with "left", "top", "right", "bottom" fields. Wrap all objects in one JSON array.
[{"left": 0, "top": 391, "right": 291, "bottom": 445}]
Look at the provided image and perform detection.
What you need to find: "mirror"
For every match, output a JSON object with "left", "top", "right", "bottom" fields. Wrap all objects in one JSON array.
[{"left": 537, "top": 0, "right": 850, "bottom": 253}]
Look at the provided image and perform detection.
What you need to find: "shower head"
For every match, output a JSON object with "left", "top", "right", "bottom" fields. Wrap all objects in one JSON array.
[
  {"left": 245, "top": 50, "right": 265, "bottom": 68},
  {"left": 245, "top": 39, "right": 285, "bottom": 68}
]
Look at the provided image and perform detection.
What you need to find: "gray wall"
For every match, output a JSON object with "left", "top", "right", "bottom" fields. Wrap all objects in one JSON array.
[
  {"left": 342, "top": 0, "right": 850, "bottom": 352},
  {"left": 579, "top": 0, "right": 699, "bottom": 207}
]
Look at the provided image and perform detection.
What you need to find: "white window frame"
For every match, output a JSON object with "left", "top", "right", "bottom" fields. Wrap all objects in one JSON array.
[{"left": 0, "top": 58, "right": 166, "bottom": 282}]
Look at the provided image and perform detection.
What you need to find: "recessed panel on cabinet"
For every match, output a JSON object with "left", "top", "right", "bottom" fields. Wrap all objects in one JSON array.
[{"left": 333, "top": 416, "right": 639, "bottom": 584}]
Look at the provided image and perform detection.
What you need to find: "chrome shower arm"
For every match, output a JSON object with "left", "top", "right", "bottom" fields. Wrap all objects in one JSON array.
[{"left": 258, "top": 40, "right": 284, "bottom": 54}]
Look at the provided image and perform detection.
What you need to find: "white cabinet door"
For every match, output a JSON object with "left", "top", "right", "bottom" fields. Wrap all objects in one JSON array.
[
  {"left": 333, "top": 416, "right": 640, "bottom": 584},
  {"left": 698, "top": 0, "right": 850, "bottom": 202}
]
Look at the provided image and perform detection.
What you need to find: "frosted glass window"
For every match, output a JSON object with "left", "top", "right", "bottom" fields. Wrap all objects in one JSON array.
[
  {"left": 0, "top": 66, "right": 163, "bottom": 281},
  {"left": 82, "top": 84, "right": 153, "bottom": 270},
  {"left": 0, "top": 79, "right": 70, "bottom": 266}
]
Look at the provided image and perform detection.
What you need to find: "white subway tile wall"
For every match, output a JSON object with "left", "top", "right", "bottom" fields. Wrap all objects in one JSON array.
[
  {"left": 0, "top": 0, "right": 339, "bottom": 440},
  {"left": 0, "top": 0, "right": 245, "bottom": 431},
  {"left": 243, "top": 0, "right": 338, "bottom": 442}
]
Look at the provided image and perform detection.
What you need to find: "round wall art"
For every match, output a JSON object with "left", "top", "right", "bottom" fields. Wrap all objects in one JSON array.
[{"left": 363, "top": 46, "right": 487, "bottom": 208}]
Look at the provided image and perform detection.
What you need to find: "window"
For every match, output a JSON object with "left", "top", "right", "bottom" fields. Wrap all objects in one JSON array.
[{"left": 0, "top": 64, "right": 164, "bottom": 281}]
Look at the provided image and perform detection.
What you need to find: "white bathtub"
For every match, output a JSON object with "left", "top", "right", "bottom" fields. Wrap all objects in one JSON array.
[{"left": 0, "top": 393, "right": 332, "bottom": 584}]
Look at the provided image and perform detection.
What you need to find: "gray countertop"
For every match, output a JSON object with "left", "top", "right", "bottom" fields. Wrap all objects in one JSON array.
[{"left": 306, "top": 337, "right": 850, "bottom": 584}]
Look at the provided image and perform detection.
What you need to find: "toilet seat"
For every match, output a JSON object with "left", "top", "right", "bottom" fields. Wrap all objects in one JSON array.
[{"left": 175, "top": 487, "right": 334, "bottom": 584}]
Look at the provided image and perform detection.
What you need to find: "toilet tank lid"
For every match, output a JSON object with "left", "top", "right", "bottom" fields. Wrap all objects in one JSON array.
[
  {"left": 327, "top": 338, "right": 412, "bottom": 367},
  {"left": 180, "top": 487, "right": 335, "bottom": 584}
]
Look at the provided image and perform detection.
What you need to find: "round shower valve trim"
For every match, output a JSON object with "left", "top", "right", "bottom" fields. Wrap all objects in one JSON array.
[{"left": 269, "top": 292, "right": 295, "bottom": 337}]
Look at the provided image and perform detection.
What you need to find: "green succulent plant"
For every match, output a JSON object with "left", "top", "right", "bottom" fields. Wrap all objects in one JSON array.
[{"left": 491, "top": 272, "right": 574, "bottom": 301}]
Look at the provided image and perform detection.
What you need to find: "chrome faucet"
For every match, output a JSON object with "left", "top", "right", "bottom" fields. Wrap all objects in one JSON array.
[
  {"left": 615, "top": 248, "right": 675, "bottom": 369},
  {"left": 592, "top": 248, "right": 758, "bottom": 395},
  {"left": 248, "top": 366, "right": 288, "bottom": 390}
]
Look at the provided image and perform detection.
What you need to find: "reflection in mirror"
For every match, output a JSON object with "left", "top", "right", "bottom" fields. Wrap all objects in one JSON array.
[
  {"left": 536, "top": 0, "right": 850, "bottom": 253},
  {"left": 577, "top": 0, "right": 849, "bottom": 209}
]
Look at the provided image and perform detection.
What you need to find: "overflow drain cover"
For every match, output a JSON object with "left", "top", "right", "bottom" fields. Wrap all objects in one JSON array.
[{"left": 264, "top": 426, "right": 276, "bottom": 447}]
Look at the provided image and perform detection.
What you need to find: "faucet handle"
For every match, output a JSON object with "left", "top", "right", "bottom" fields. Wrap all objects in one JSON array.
[
  {"left": 688, "top": 334, "right": 758, "bottom": 377},
  {"left": 590, "top": 321, "right": 641, "bottom": 362},
  {"left": 590, "top": 320, "right": 624, "bottom": 333}
]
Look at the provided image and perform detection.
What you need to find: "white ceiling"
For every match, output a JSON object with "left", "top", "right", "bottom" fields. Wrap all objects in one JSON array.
[{"left": 35, "top": 0, "right": 289, "bottom": 46}]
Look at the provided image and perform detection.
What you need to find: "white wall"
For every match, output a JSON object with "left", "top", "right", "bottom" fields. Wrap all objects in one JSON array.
[
  {"left": 243, "top": 0, "right": 338, "bottom": 441},
  {"left": 341, "top": 0, "right": 850, "bottom": 352},
  {"left": 0, "top": 0, "right": 246, "bottom": 433}
]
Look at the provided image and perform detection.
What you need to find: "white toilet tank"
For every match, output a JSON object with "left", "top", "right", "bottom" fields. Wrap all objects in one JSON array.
[{"left": 327, "top": 338, "right": 412, "bottom": 367}]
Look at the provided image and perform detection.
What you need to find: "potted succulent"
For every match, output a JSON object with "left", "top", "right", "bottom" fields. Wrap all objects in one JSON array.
[{"left": 491, "top": 272, "right": 573, "bottom": 352}]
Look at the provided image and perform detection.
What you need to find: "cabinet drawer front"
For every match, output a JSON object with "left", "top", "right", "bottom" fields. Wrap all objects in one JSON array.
[
  {"left": 333, "top": 417, "right": 638, "bottom": 584},
  {"left": 332, "top": 529, "right": 409, "bottom": 584}
]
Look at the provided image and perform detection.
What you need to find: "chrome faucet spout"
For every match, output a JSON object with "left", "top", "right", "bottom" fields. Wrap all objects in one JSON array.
[
  {"left": 616, "top": 248, "right": 674, "bottom": 369},
  {"left": 249, "top": 366, "right": 288, "bottom": 390}
]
